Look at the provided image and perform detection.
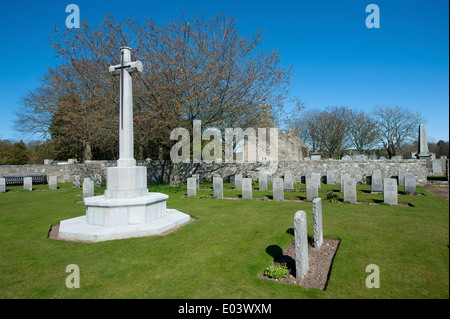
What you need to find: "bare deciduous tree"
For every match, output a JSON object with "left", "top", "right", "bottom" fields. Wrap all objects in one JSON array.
[
  {"left": 372, "top": 105, "right": 424, "bottom": 159},
  {"left": 14, "top": 13, "right": 296, "bottom": 161}
]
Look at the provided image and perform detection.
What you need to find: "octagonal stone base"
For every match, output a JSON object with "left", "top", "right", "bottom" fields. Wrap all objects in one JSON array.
[
  {"left": 58, "top": 192, "right": 190, "bottom": 242},
  {"left": 58, "top": 209, "right": 190, "bottom": 243}
]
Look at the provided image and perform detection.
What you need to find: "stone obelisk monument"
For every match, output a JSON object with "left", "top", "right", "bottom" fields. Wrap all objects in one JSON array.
[
  {"left": 59, "top": 47, "right": 190, "bottom": 242},
  {"left": 416, "top": 124, "right": 431, "bottom": 159}
]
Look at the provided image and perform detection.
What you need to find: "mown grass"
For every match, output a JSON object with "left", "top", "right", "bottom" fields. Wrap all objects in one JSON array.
[{"left": 0, "top": 181, "right": 448, "bottom": 298}]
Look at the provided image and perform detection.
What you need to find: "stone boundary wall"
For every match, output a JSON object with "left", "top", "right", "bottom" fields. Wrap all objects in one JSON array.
[{"left": 0, "top": 159, "right": 428, "bottom": 185}]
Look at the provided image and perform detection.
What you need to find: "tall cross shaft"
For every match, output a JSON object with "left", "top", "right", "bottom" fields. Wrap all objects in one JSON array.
[{"left": 109, "top": 46, "right": 143, "bottom": 167}]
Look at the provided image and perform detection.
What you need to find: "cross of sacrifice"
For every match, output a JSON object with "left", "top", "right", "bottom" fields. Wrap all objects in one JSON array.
[{"left": 109, "top": 46, "right": 143, "bottom": 168}]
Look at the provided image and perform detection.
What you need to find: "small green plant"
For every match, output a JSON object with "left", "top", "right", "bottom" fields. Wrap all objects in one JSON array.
[
  {"left": 326, "top": 191, "right": 340, "bottom": 203},
  {"left": 264, "top": 263, "right": 290, "bottom": 279}
]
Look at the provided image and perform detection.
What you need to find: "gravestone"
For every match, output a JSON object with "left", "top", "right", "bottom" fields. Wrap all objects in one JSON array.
[
  {"left": 383, "top": 178, "right": 398, "bottom": 205},
  {"left": 272, "top": 178, "right": 284, "bottom": 201},
  {"left": 426, "top": 157, "right": 432, "bottom": 169},
  {"left": 312, "top": 198, "right": 323, "bottom": 249},
  {"left": 242, "top": 178, "right": 253, "bottom": 199},
  {"left": 72, "top": 175, "right": 81, "bottom": 189},
  {"left": 340, "top": 173, "right": 350, "bottom": 193},
  {"left": 326, "top": 170, "right": 335, "bottom": 184},
  {"left": 83, "top": 178, "right": 94, "bottom": 199},
  {"left": 309, "top": 172, "right": 321, "bottom": 188},
  {"left": 0, "top": 178, "right": 5, "bottom": 193},
  {"left": 23, "top": 177, "right": 32, "bottom": 191},
  {"left": 191, "top": 174, "right": 200, "bottom": 189},
  {"left": 294, "top": 210, "right": 309, "bottom": 280},
  {"left": 306, "top": 177, "right": 319, "bottom": 200},
  {"left": 91, "top": 172, "right": 102, "bottom": 187},
  {"left": 235, "top": 173, "right": 243, "bottom": 189},
  {"left": 432, "top": 159, "right": 443, "bottom": 176},
  {"left": 398, "top": 169, "right": 407, "bottom": 186},
  {"left": 283, "top": 171, "right": 294, "bottom": 191},
  {"left": 48, "top": 176, "right": 57, "bottom": 190},
  {"left": 187, "top": 177, "right": 197, "bottom": 197},
  {"left": 349, "top": 170, "right": 357, "bottom": 183},
  {"left": 213, "top": 176, "right": 223, "bottom": 198},
  {"left": 371, "top": 174, "right": 383, "bottom": 194},
  {"left": 404, "top": 175, "right": 416, "bottom": 195},
  {"left": 259, "top": 174, "right": 268, "bottom": 191},
  {"left": 343, "top": 178, "right": 357, "bottom": 203}
]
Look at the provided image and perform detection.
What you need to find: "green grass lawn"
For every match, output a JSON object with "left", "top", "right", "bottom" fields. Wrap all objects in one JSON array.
[{"left": 0, "top": 181, "right": 448, "bottom": 298}]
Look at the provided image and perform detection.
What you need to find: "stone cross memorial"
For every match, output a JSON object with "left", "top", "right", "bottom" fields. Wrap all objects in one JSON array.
[{"left": 58, "top": 46, "right": 190, "bottom": 242}]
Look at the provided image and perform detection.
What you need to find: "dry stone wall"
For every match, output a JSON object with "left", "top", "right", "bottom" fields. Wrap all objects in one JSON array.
[{"left": 0, "top": 158, "right": 428, "bottom": 185}]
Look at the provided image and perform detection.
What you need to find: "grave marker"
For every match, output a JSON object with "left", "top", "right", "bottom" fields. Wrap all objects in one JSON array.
[
  {"left": 23, "top": 177, "right": 32, "bottom": 191},
  {"left": 383, "top": 178, "right": 398, "bottom": 205},
  {"left": 312, "top": 198, "right": 323, "bottom": 249},
  {"left": 242, "top": 178, "right": 253, "bottom": 199},
  {"left": 343, "top": 178, "right": 357, "bottom": 203},
  {"left": 213, "top": 177, "right": 223, "bottom": 198},
  {"left": 294, "top": 210, "right": 309, "bottom": 280},
  {"left": 272, "top": 178, "right": 284, "bottom": 201},
  {"left": 187, "top": 177, "right": 197, "bottom": 197},
  {"left": 404, "top": 175, "right": 416, "bottom": 195}
]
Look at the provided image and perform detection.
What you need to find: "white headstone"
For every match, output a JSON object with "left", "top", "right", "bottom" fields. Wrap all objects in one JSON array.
[
  {"left": 23, "top": 177, "right": 32, "bottom": 191},
  {"left": 326, "top": 170, "right": 335, "bottom": 184},
  {"left": 242, "top": 178, "right": 253, "bottom": 199},
  {"left": 283, "top": 171, "right": 294, "bottom": 191},
  {"left": 404, "top": 175, "right": 416, "bottom": 195},
  {"left": 48, "top": 176, "right": 57, "bottom": 190},
  {"left": 0, "top": 178, "right": 5, "bottom": 193},
  {"left": 272, "top": 178, "right": 284, "bottom": 201},
  {"left": 398, "top": 169, "right": 407, "bottom": 186},
  {"left": 235, "top": 173, "right": 242, "bottom": 189},
  {"left": 294, "top": 210, "right": 309, "bottom": 279},
  {"left": 306, "top": 177, "right": 319, "bottom": 200},
  {"left": 312, "top": 198, "right": 323, "bottom": 249},
  {"left": 83, "top": 178, "right": 94, "bottom": 199},
  {"left": 213, "top": 176, "right": 223, "bottom": 198},
  {"left": 383, "top": 178, "right": 398, "bottom": 205},
  {"left": 259, "top": 174, "right": 268, "bottom": 191},
  {"left": 187, "top": 177, "right": 197, "bottom": 197},
  {"left": 343, "top": 178, "right": 357, "bottom": 203}
]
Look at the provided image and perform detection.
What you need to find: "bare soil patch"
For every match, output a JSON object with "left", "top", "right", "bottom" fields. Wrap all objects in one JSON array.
[
  {"left": 260, "top": 237, "right": 340, "bottom": 290},
  {"left": 423, "top": 182, "right": 449, "bottom": 203}
]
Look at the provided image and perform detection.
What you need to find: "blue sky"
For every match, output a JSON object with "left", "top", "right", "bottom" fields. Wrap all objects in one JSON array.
[{"left": 0, "top": 0, "right": 448, "bottom": 142}]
